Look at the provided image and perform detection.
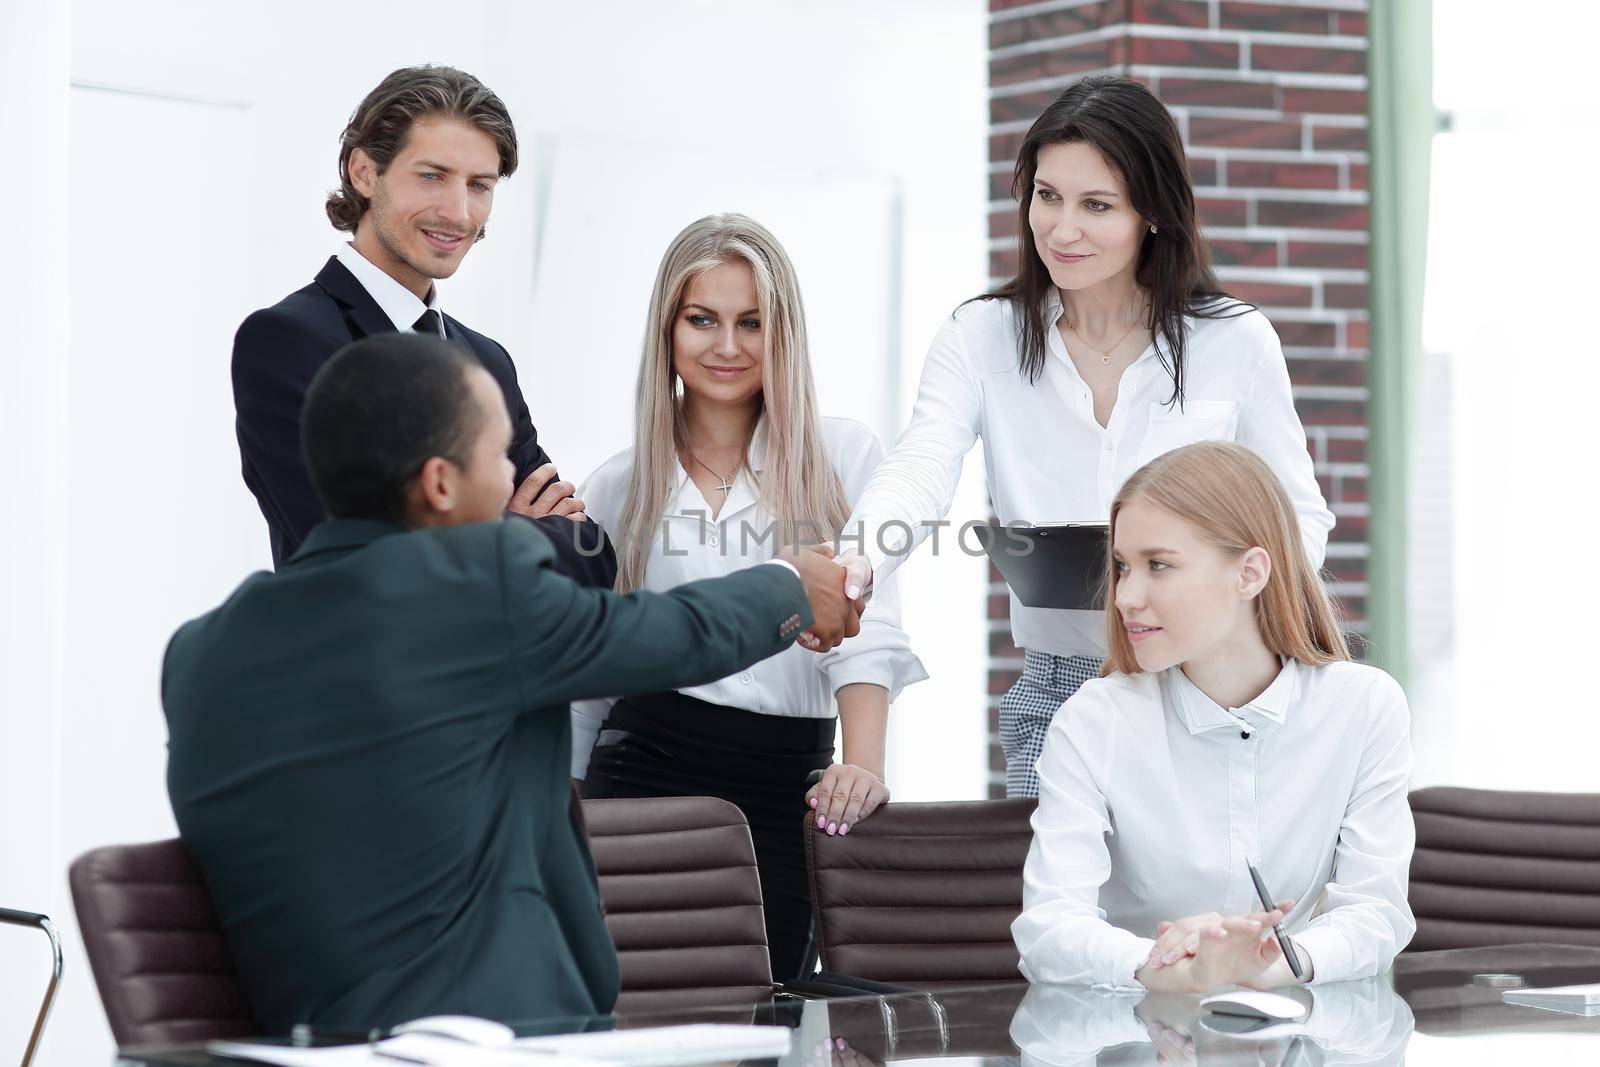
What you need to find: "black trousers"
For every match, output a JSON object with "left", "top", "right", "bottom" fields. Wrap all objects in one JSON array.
[{"left": 580, "top": 691, "right": 835, "bottom": 982}]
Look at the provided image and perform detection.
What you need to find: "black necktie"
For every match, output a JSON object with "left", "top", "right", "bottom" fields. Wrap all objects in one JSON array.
[{"left": 413, "top": 309, "right": 446, "bottom": 338}]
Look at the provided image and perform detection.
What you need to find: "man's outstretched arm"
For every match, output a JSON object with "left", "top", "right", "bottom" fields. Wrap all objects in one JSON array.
[{"left": 499, "top": 520, "right": 856, "bottom": 707}]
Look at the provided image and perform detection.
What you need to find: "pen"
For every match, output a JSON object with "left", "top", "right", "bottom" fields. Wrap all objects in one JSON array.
[{"left": 1247, "top": 861, "right": 1304, "bottom": 981}]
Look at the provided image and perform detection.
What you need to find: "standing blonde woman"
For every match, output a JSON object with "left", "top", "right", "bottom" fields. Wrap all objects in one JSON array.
[{"left": 572, "top": 214, "right": 926, "bottom": 980}]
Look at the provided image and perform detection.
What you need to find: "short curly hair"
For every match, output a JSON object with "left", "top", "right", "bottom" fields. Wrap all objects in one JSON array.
[{"left": 326, "top": 65, "right": 518, "bottom": 234}]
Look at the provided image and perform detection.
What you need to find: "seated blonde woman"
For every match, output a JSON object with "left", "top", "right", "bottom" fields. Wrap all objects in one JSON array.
[{"left": 1013, "top": 441, "right": 1414, "bottom": 991}]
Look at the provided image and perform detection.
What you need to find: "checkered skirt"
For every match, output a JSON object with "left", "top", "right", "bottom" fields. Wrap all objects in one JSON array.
[{"left": 999, "top": 650, "right": 1104, "bottom": 797}]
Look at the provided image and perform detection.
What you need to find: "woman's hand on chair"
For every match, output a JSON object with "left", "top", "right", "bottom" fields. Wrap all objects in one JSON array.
[{"left": 806, "top": 763, "right": 888, "bottom": 836}]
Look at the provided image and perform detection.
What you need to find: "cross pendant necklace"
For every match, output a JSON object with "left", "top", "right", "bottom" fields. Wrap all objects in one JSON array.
[{"left": 686, "top": 447, "right": 737, "bottom": 497}]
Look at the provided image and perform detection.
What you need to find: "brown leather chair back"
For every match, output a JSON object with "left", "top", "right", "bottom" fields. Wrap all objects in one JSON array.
[
  {"left": 1409, "top": 786, "right": 1600, "bottom": 951},
  {"left": 805, "top": 799, "right": 1036, "bottom": 988},
  {"left": 584, "top": 796, "right": 774, "bottom": 1011},
  {"left": 68, "top": 840, "right": 258, "bottom": 1047}
]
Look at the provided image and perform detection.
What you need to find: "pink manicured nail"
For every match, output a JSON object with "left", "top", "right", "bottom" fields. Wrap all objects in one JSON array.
[
  {"left": 828, "top": 822, "right": 837, "bottom": 834},
  {"left": 817, "top": 815, "right": 826, "bottom": 828},
  {"left": 840, "top": 823, "right": 850, "bottom": 835},
  {"left": 809, "top": 796, "right": 818, "bottom": 808},
  {"left": 847, "top": 585, "right": 860, "bottom": 598}
]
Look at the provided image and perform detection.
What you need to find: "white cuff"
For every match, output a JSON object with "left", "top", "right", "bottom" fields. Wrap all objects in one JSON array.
[
  {"left": 764, "top": 558, "right": 801, "bottom": 581},
  {"left": 1115, "top": 935, "right": 1158, "bottom": 990},
  {"left": 1290, "top": 926, "right": 1349, "bottom": 985},
  {"left": 826, "top": 652, "right": 929, "bottom": 702}
]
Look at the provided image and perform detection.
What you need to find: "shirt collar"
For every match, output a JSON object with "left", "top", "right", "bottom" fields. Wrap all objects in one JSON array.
[
  {"left": 335, "top": 242, "right": 441, "bottom": 333},
  {"left": 1242, "top": 659, "right": 1298, "bottom": 723},
  {"left": 667, "top": 413, "right": 767, "bottom": 519},
  {"left": 1167, "top": 658, "right": 1298, "bottom": 734},
  {"left": 1042, "top": 287, "right": 1191, "bottom": 367}
]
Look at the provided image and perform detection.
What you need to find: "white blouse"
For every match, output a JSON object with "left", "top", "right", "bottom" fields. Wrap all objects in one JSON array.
[
  {"left": 845, "top": 292, "right": 1335, "bottom": 659},
  {"left": 570, "top": 416, "right": 927, "bottom": 779},
  {"left": 1012, "top": 658, "right": 1415, "bottom": 988}
]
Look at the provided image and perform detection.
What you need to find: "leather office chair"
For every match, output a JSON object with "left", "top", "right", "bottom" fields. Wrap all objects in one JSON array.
[
  {"left": 805, "top": 799, "right": 1037, "bottom": 989},
  {"left": 72, "top": 799, "right": 773, "bottom": 1041},
  {"left": 69, "top": 840, "right": 259, "bottom": 1047},
  {"left": 583, "top": 796, "right": 776, "bottom": 1011},
  {"left": 0, "top": 907, "right": 63, "bottom": 1067},
  {"left": 1409, "top": 786, "right": 1600, "bottom": 951}
]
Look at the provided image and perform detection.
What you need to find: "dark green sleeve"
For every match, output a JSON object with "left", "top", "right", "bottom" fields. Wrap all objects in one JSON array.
[{"left": 497, "top": 519, "right": 814, "bottom": 708}]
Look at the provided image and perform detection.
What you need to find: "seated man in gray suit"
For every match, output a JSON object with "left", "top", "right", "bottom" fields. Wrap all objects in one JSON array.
[{"left": 163, "top": 333, "right": 861, "bottom": 1033}]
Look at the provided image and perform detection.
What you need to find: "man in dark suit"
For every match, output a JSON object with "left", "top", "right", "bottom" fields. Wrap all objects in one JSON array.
[
  {"left": 231, "top": 64, "right": 606, "bottom": 580},
  {"left": 165, "top": 334, "right": 862, "bottom": 1032}
]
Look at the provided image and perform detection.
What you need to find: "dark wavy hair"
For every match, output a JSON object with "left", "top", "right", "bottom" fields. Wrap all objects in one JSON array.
[
  {"left": 326, "top": 65, "right": 518, "bottom": 236},
  {"left": 979, "top": 75, "right": 1249, "bottom": 405}
]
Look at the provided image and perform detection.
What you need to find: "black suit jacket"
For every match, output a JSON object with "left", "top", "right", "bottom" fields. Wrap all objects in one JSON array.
[
  {"left": 232, "top": 257, "right": 614, "bottom": 584},
  {"left": 163, "top": 515, "right": 813, "bottom": 1032}
]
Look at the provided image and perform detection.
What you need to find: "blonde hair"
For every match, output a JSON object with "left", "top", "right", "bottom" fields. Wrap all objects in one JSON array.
[
  {"left": 614, "top": 213, "right": 850, "bottom": 592},
  {"left": 1101, "top": 441, "right": 1348, "bottom": 674}
]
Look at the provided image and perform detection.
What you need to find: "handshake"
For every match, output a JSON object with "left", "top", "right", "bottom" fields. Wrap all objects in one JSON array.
[{"left": 774, "top": 545, "right": 873, "bottom": 651}]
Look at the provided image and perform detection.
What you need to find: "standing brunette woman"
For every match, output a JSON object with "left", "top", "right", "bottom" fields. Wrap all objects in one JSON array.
[
  {"left": 839, "top": 75, "right": 1334, "bottom": 796},
  {"left": 573, "top": 214, "right": 925, "bottom": 980}
]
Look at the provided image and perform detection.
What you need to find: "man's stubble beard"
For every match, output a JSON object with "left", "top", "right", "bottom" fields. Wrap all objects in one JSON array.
[{"left": 369, "top": 180, "right": 474, "bottom": 283}]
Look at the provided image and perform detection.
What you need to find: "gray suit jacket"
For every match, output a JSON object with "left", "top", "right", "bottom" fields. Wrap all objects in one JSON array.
[{"left": 163, "top": 515, "right": 810, "bottom": 1032}]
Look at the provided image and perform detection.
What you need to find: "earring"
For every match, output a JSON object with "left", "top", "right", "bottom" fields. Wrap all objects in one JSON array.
[{"left": 1149, "top": 224, "right": 1159, "bottom": 234}]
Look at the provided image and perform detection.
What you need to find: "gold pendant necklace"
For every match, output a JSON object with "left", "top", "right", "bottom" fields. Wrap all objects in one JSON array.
[{"left": 1064, "top": 312, "right": 1144, "bottom": 366}]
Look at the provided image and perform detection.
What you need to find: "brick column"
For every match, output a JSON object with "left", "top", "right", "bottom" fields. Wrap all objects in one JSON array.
[{"left": 985, "top": 0, "right": 1371, "bottom": 796}]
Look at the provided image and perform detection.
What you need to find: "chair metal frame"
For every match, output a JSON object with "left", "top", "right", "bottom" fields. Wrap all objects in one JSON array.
[{"left": 0, "top": 908, "right": 63, "bottom": 1067}]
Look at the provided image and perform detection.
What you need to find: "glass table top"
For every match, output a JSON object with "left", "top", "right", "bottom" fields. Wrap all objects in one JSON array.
[{"left": 119, "top": 943, "right": 1600, "bottom": 1067}]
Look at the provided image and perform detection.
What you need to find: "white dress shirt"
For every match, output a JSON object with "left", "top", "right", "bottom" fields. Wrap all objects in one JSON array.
[
  {"left": 845, "top": 293, "right": 1335, "bottom": 659},
  {"left": 570, "top": 416, "right": 928, "bottom": 778},
  {"left": 1012, "top": 658, "right": 1415, "bottom": 989},
  {"left": 334, "top": 243, "right": 444, "bottom": 334}
]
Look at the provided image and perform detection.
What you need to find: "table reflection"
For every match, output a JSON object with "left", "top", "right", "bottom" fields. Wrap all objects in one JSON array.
[{"left": 1009, "top": 978, "right": 1413, "bottom": 1066}]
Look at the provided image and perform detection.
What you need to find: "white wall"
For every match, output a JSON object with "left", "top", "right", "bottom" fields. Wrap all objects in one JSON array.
[
  {"left": 0, "top": 2, "right": 69, "bottom": 1061},
  {"left": 1416, "top": 0, "right": 1600, "bottom": 789},
  {"left": 1, "top": 3, "right": 986, "bottom": 1062}
]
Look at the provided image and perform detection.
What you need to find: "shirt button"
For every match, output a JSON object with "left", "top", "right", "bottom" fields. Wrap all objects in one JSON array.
[
  {"left": 707, "top": 533, "right": 719, "bottom": 547},
  {"left": 1241, "top": 730, "right": 1251, "bottom": 740},
  {"left": 740, "top": 672, "right": 753, "bottom": 684}
]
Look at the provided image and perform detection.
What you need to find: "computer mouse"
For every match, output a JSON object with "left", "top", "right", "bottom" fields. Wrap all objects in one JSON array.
[
  {"left": 1199, "top": 990, "right": 1309, "bottom": 1023},
  {"left": 390, "top": 1015, "right": 517, "bottom": 1046}
]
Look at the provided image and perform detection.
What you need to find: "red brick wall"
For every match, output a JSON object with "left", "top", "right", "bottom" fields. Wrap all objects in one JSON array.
[{"left": 985, "top": 0, "right": 1371, "bottom": 796}]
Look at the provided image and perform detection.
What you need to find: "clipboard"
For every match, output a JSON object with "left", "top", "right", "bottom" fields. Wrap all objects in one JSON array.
[{"left": 970, "top": 522, "right": 1109, "bottom": 611}]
